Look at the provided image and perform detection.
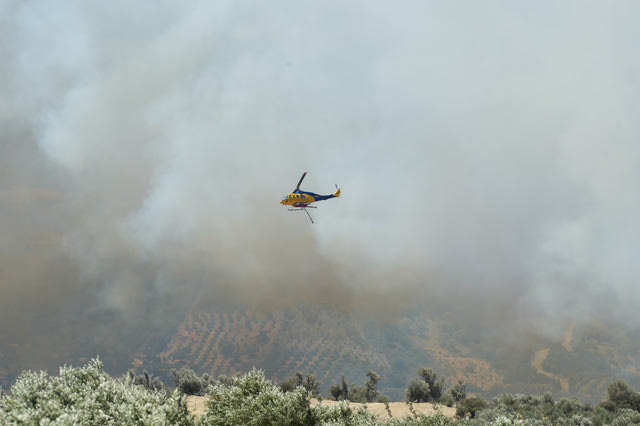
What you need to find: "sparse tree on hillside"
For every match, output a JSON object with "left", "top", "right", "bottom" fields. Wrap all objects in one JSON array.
[
  {"left": 302, "top": 374, "right": 321, "bottom": 398},
  {"left": 439, "top": 380, "right": 465, "bottom": 407},
  {"left": 341, "top": 375, "right": 349, "bottom": 399},
  {"left": 348, "top": 383, "right": 368, "bottom": 403},
  {"left": 329, "top": 375, "right": 350, "bottom": 401},
  {"left": 418, "top": 368, "right": 444, "bottom": 401},
  {"left": 329, "top": 384, "right": 343, "bottom": 401},
  {"left": 364, "top": 370, "right": 381, "bottom": 402},
  {"left": 280, "top": 374, "right": 299, "bottom": 393},
  {"left": 406, "top": 379, "right": 430, "bottom": 403},
  {"left": 217, "top": 374, "right": 236, "bottom": 386},
  {"left": 128, "top": 369, "right": 164, "bottom": 391},
  {"left": 329, "top": 372, "right": 384, "bottom": 403},
  {"left": 450, "top": 379, "right": 466, "bottom": 402},
  {"left": 406, "top": 368, "right": 445, "bottom": 402},
  {"left": 280, "top": 372, "right": 320, "bottom": 397},
  {"left": 170, "top": 367, "right": 214, "bottom": 396}
]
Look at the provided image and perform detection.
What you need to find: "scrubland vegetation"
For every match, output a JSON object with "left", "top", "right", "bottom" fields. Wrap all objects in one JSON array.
[
  {"left": 0, "top": 359, "right": 189, "bottom": 425},
  {"left": 2, "top": 358, "right": 640, "bottom": 425}
]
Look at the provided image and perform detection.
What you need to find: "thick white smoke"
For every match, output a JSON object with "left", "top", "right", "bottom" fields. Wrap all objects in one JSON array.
[{"left": 2, "top": 0, "right": 640, "bottom": 365}]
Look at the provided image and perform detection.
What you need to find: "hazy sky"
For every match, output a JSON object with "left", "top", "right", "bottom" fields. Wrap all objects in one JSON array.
[{"left": 2, "top": 0, "right": 640, "bottom": 367}]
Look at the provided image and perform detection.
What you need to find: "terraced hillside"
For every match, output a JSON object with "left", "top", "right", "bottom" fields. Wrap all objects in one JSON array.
[
  {"left": 132, "top": 306, "right": 640, "bottom": 402},
  {"left": 145, "top": 308, "right": 392, "bottom": 394},
  {"left": 3, "top": 296, "right": 639, "bottom": 403}
]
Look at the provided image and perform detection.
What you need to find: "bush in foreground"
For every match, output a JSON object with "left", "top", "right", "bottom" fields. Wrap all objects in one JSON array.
[
  {"left": 200, "top": 368, "right": 315, "bottom": 425},
  {"left": 199, "top": 368, "right": 389, "bottom": 425},
  {"left": 9, "top": 359, "right": 640, "bottom": 425},
  {"left": 0, "top": 358, "right": 193, "bottom": 425}
]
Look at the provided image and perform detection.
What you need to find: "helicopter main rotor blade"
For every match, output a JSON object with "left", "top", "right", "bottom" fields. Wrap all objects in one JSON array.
[{"left": 294, "top": 172, "right": 307, "bottom": 192}]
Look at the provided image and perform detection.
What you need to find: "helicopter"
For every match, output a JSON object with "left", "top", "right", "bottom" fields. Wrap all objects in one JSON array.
[{"left": 280, "top": 172, "right": 340, "bottom": 223}]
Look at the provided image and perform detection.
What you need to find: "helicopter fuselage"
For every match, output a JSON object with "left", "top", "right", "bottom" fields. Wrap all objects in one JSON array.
[
  {"left": 280, "top": 191, "right": 317, "bottom": 207},
  {"left": 280, "top": 189, "right": 340, "bottom": 207}
]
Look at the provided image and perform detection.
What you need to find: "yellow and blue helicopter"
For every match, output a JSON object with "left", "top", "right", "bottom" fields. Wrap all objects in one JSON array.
[{"left": 280, "top": 172, "right": 340, "bottom": 223}]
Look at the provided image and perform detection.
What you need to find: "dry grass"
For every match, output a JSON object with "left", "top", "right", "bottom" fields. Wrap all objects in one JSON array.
[
  {"left": 185, "top": 395, "right": 457, "bottom": 420},
  {"left": 311, "top": 399, "right": 457, "bottom": 419},
  {"left": 186, "top": 395, "right": 208, "bottom": 418}
]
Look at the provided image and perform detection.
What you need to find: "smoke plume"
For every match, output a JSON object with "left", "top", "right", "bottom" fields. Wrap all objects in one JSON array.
[{"left": 2, "top": 0, "right": 640, "bottom": 376}]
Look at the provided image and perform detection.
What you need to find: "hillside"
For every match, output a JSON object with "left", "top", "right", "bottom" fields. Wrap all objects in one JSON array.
[
  {"left": 2, "top": 297, "right": 639, "bottom": 403},
  {"left": 129, "top": 305, "right": 640, "bottom": 403}
]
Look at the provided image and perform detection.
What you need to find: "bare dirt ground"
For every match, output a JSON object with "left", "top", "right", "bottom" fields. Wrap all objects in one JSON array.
[
  {"left": 531, "top": 348, "right": 569, "bottom": 392},
  {"left": 311, "top": 399, "right": 457, "bottom": 419},
  {"left": 186, "top": 395, "right": 208, "bottom": 418},
  {"left": 562, "top": 321, "right": 575, "bottom": 352},
  {"left": 186, "top": 395, "right": 457, "bottom": 419}
]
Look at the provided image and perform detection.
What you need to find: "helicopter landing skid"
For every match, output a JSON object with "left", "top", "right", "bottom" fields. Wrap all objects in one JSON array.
[{"left": 287, "top": 206, "right": 317, "bottom": 223}]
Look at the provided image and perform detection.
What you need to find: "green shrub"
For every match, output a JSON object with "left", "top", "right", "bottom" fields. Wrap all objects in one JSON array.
[
  {"left": 330, "top": 375, "right": 350, "bottom": 401},
  {"left": 199, "top": 368, "right": 315, "bottom": 425},
  {"left": 378, "top": 395, "right": 390, "bottom": 404},
  {"left": 406, "top": 368, "right": 444, "bottom": 403},
  {"left": 449, "top": 380, "right": 466, "bottom": 402},
  {"left": 418, "top": 369, "right": 444, "bottom": 401},
  {"left": 440, "top": 394, "right": 455, "bottom": 408},
  {"left": 385, "top": 412, "right": 459, "bottom": 426},
  {"left": 406, "top": 380, "right": 431, "bottom": 403},
  {"left": 171, "top": 367, "right": 214, "bottom": 396},
  {"left": 591, "top": 406, "right": 615, "bottom": 426},
  {"left": 456, "top": 396, "right": 487, "bottom": 419},
  {"left": 280, "top": 372, "right": 321, "bottom": 397},
  {"left": 610, "top": 408, "right": 640, "bottom": 426},
  {"left": 312, "top": 400, "right": 378, "bottom": 425},
  {"left": 364, "top": 370, "right": 381, "bottom": 403},
  {"left": 199, "top": 369, "right": 387, "bottom": 425},
  {"left": 330, "top": 383, "right": 345, "bottom": 401},
  {"left": 488, "top": 393, "right": 553, "bottom": 422},
  {"left": 556, "top": 397, "right": 584, "bottom": 418},
  {"left": 348, "top": 384, "right": 368, "bottom": 403},
  {"left": 606, "top": 380, "right": 640, "bottom": 412},
  {"left": 329, "top": 372, "right": 384, "bottom": 403},
  {"left": 0, "top": 358, "right": 193, "bottom": 425},
  {"left": 128, "top": 369, "right": 164, "bottom": 392}
]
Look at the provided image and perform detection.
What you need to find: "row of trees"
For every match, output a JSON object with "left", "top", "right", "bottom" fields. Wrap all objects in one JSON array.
[
  {"left": 4, "top": 359, "right": 640, "bottom": 425},
  {"left": 329, "top": 371, "right": 384, "bottom": 403},
  {"left": 137, "top": 363, "right": 640, "bottom": 423},
  {"left": 172, "top": 364, "right": 456, "bottom": 407},
  {"left": 164, "top": 364, "right": 640, "bottom": 424},
  {"left": 0, "top": 359, "right": 431, "bottom": 425}
]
